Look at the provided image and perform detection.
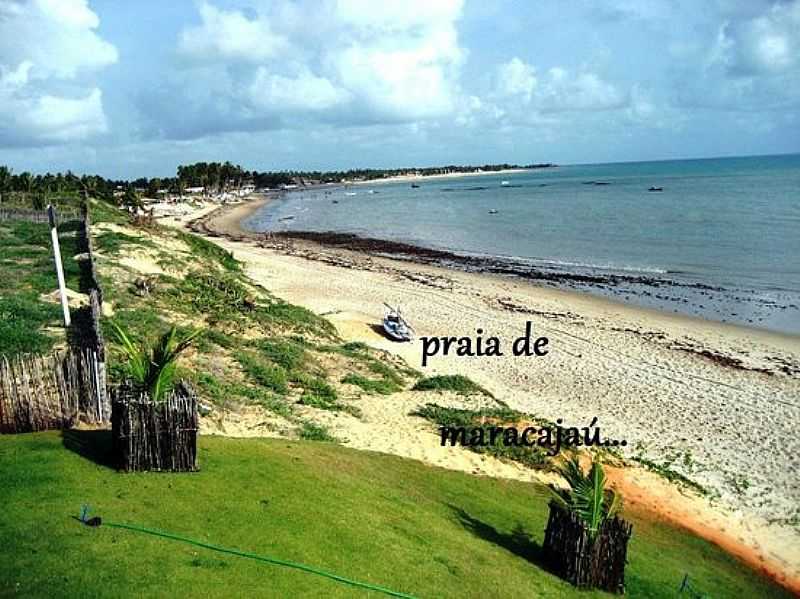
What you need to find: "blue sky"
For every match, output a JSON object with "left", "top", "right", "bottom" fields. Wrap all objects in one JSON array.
[{"left": 1, "top": 0, "right": 799, "bottom": 178}]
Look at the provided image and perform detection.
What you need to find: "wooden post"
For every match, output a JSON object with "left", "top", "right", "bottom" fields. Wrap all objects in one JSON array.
[{"left": 48, "top": 205, "right": 71, "bottom": 327}]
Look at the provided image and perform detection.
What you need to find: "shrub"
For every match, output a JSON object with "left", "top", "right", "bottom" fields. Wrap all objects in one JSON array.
[
  {"left": 172, "top": 272, "right": 252, "bottom": 317},
  {"left": 295, "top": 373, "right": 339, "bottom": 410},
  {"left": 200, "top": 329, "right": 236, "bottom": 350},
  {"left": 412, "top": 403, "right": 552, "bottom": 468},
  {"left": 178, "top": 232, "right": 240, "bottom": 272},
  {"left": 257, "top": 338, "right": 307, "bottom": 371},
  {"left": 298, "top": 421, "right": 337, "bottom": 442},
  {"left": 235, "top": 351, "right": 289, "bottom": 395},
  {"left": 191, "top": 371, "right": 293, "bottom": 418},
  {"left": 258, "top": 301, "right": 336, "bottom": 337},
  {"left": 412, "top": 375, "right": 493, "bottom": 397},
  {"left": 95, "top": 231, "right": 155, "bottom": 253},
  {"left": 342, "top": 373, "right": 401, "bottom": 395}
]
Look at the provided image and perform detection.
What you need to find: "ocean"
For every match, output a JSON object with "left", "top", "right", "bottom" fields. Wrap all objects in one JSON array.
[{"left": 244, "top": 154, "right": 800, "bottom": 334}]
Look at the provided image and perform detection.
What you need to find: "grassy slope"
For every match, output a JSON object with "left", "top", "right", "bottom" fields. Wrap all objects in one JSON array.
[
  {"left": 0, "top": 220, "right": 82, "bottom": 355},
  {"left": 0, "top": 432, "right": 790, "bottom": 599},
  {"left": 86, "top": 204, "right": 419, "bottom": 438}
]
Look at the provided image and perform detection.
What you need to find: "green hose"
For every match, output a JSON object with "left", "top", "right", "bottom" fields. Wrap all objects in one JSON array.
[{"left": 99, "top": 520, "right": 418, "bottom": 598}]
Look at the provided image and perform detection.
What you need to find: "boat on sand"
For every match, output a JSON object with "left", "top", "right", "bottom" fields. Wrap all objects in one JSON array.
[{"left": 382, "top": 304, "right": 414, "bottom": 341}]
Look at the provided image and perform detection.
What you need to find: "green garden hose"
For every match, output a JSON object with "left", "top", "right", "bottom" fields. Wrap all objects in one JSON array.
[{"left": 81, "top": 515, "right": 417, "bottom": 598}]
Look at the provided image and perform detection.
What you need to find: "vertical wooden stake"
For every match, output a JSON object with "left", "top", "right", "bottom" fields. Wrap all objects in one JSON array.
[{"left": 48, "top": 205, "right": 71, "bottom": 327}]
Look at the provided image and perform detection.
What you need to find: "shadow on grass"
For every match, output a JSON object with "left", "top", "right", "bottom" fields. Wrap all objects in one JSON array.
[
  {"left": 62, "top": 429, "right": 116, "bottom": 470},
  {"left": 450, "top": 505, "right": 547, "bottom": 568}
]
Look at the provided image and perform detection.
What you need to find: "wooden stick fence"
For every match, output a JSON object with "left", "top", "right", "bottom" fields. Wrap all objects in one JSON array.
[
  {"left": 71, "top": 203, "right": 107, "bottom": 411},
  {"left": 0, "top": 349, "right": 108, "bottom": 434},
  {"left": 542, "top": 502, "right": 633, "bottom": 594},
  {"left": 77, "top": 203, "right": 103, "bottom": 305},
  {"left": 111, "top": 382, "right": 199, "bottom": 472},
  {"left": 0, "top": 201, "right": 109, "bottom": 433},
  {"left": 0, "top": 206, "right": 80, "bottom": 224}
]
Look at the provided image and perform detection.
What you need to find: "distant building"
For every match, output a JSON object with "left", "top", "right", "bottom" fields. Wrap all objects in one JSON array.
[{"left": 185, "top": 186, "right": 205, "bottom": 194}]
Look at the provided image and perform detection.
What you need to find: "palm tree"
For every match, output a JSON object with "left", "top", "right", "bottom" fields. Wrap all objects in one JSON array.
[
  {"left": 549, "top": 456, "right": 621, "bottom": 540},
  {"left": 81, "top": 175, "right": 97, "bottom": 202},
  {"left": 0, "top": 166, "right": 11, "bottom": 203},
  {"left": 121, "top": 186, "right": 143, "bottom": 213},
  {"left": 20, "top": 171, "right": 33, "bottom": 196},
  {"left": 32, "top": 191, "right": 46, "bottom": 210},
  {"left": 111, "top": 323, "right": 202, "bottom": 401}
]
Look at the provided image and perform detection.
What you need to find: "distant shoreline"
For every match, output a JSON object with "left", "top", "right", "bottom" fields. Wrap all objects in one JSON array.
[
  {"left": 349, "top": 167, "right": 549, "bottom": 186},
  {"left": 183, "top": 193, "right": 275, "bottom": 239}
]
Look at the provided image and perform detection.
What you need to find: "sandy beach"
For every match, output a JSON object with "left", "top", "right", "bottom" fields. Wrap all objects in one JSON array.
[
  {"left": 349, "top": 167, "right": 541, "bottom": 185},
  {"left": 159, "top": 197, "right": 800, "bottom": 592}
]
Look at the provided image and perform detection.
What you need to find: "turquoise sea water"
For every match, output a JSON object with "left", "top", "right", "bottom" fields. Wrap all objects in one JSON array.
[{"left": 246, "top": 154, "right": 800, "bottom": 334}]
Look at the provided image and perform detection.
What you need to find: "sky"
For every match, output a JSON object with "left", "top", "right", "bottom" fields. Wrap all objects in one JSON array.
[{"left": 0, "top": 0, "right": 799, "bottom": 179}]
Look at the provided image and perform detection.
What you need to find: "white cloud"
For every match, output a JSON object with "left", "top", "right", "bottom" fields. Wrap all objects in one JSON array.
[
  {"left": 332, "top": 29, "right": 463, "bottom": 119},
  {"left": 539, "top": 68, "right": 625, "bottom": 111},
  {"left": 0, "top": 0, "right": 116, "bottom": 79},
  {"left": 625, "top": 84, "right": 687, "bottom": 130},
  {"left": 178, "top": 2, "right": 288, "bottom": 63},
  {"left": 494, "top": 58, "right": 625, "bottom": 115},
  {"left": 249, "top": 68, "right": 350, "bottom": 112},
  {"left": 496, "top": 57, "right": 537, "bottom": 102},
  {"left": 0, "top": 0, "right": 116, "bottom": 146},
  {"left": 669, "top": 1, "right": 800, "bottom": 112},
  {"left": 154, "top": 0, "right": 465, "bottom": 138},
  {"left": 329, "top": 0, "right": 466, "bottom": 119},
  {"left": 16, "top": 89, "right": 108, "bottom": 142},
  {"left": 715, "top": 2, "right": 800, "bottom": 76},
  {"left": 335, "top": 0, "right": 463, "bottom": 31}
]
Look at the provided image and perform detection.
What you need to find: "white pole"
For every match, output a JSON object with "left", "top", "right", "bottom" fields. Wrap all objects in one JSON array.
[{"left": 48, "top": 205, "right": 71, "bottom": 327}]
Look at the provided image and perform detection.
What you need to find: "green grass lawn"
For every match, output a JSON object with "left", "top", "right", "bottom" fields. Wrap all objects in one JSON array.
[{"left": 0, "top": 433, "right": 790, "bottom": 598}]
